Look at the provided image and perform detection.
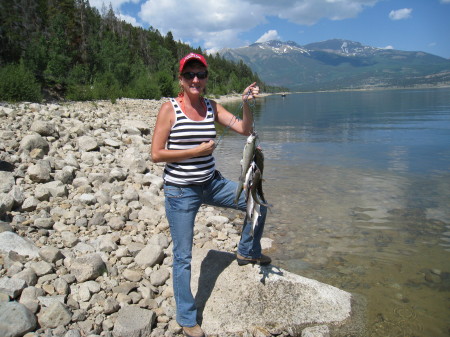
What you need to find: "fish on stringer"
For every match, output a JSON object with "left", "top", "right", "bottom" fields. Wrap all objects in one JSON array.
[{"left": 234, "top": 132, "right": 270, "bottom": 236}]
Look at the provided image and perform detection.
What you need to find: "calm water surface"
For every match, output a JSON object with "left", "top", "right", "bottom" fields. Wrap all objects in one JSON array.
[{"left": 216, "top": 88, "right": 450, "bottom": 337}]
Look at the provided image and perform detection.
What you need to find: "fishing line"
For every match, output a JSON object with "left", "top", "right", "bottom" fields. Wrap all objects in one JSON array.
[{"left": 214, "top": 90, "right": 257, "bottom": 149}]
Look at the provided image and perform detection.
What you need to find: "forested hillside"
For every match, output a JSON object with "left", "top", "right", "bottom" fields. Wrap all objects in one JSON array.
[{"left": 0, "top": 0, "right": 281, "bottom": 102}]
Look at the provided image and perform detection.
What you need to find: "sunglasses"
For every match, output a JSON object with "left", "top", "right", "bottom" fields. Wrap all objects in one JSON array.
[{"left": 181, "top": 71, "right": 208, "bottom": 80}]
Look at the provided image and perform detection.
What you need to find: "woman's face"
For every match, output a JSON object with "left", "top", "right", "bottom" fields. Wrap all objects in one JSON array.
[{"left": 179, "top": 62, "right": 208, "bottom": 96}]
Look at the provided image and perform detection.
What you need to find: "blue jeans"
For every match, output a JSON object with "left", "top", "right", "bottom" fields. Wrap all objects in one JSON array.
[{"left": 164, "top": 170, "right": 267, "bottom": 327}]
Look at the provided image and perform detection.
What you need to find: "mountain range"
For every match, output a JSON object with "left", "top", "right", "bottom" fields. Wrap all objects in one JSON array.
[{"left": 219, "top": 39, "right": 450, "bottom": 91}]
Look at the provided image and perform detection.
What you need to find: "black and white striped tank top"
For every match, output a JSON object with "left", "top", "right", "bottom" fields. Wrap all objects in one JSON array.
[{"left": 163, "top": 98, "right": 216, "bottom": 185}]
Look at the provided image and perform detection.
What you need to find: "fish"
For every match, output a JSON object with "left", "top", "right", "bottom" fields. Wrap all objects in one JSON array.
[
  {"left": 250, "top": 166, "right": 269, "bottom": 208},
  {"left": 234, "top": 133, "right": 269, "bottom": 236},
  {"left": 234, "top": 132, "right": 257, "bottom": 204}
]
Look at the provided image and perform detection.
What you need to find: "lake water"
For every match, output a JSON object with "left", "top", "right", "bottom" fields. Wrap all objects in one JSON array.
[{"left": 216, "top": 88, "right": 450, "bottom": 337}]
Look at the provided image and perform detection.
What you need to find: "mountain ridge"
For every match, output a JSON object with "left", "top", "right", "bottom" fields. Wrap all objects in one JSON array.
[{"left": 219, "top": 39, "right": 450, "bottom": 90}]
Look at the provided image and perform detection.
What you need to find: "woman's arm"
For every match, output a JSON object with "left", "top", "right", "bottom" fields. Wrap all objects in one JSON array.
[
  {"left": 151, "top": 102, "right": 215, "bottom": 163},
  {"left": 213, "top": 82, "right": 259, "bottom": 136}
]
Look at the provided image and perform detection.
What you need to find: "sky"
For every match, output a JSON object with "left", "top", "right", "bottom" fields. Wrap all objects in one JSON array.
[{"left": 89, "top": 0, "right": 450, "bottom": 59}]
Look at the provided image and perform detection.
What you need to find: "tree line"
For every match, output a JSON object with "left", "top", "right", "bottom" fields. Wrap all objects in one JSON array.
[{"left": 0, "top": 0, "right": 284, "bottom": 103}]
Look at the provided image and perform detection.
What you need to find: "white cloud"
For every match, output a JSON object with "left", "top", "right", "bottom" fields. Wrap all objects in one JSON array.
[
  {"left": 89, "top": 0, "right": 382, "bottom": 52},
  {"left": 256, "top": 30, "right": 281, "bottom": 43},
  {"left": 247, "top": 0, "right": 378, "bottom": 25},
  {"left": 383, "top": 45, "right": 394, "bottom": 50},
  {"left": 389, "top": 8, "right": 413, "bottom": 20},
  {"left": 89, "top": 0, "right": 140, "bottom": 11},
  {"left": 440, "top": 0, "right": 450, "bottom": 3},
  {"left": 117, "top": 13, "right": 141, "bottom": 27},
  {"left": 136, "top": 0, "right": 380, "bottom": 51},
  {"left": 139, "top": 0, "right": 266, "bottom": 52}
]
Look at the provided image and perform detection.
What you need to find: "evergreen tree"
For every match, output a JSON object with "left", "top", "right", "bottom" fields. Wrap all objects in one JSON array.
[{"left": 0, "top": 0, "right": 280, "bottom": 102}]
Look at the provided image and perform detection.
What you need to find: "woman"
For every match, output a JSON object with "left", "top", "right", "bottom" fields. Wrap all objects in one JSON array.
[{"left": 151, "top": 53, "right": 270, "bottom": 337}]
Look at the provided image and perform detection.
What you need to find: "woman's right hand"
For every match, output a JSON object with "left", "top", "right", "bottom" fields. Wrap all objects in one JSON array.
[
  {"left": 196, "top": 140, "right": 215, "bottom": 156},
  {"left": 242, "top": 82, "right": 259, "bottom": 101}
]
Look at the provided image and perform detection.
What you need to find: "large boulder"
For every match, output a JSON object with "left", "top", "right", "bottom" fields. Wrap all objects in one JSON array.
[
  {"left": 112, "top": 305, "right": 155, "bottom": 337},
  {"left": 19, "top": 134, "right": 49, "bottom": 154},
  {"left": 0, "top": 301, "right": 37, "bottom": 337},
  {"left": 0, "top": 231, "right": 40, "bottom": 258},
  {"left": 190, "top": 249, "right": 360, "bottom": 336}
]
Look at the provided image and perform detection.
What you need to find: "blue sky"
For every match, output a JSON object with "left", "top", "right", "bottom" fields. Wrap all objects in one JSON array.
[{"left": 90, "top": 0, "right": 450, "bottom": 58}]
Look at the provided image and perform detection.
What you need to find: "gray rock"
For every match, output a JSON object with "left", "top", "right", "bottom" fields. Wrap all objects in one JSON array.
[
  {"left": 34, "top": 217, "right": 54, "bottom": 229},
  {"left": 70, "top": 254, "right": 107, "bottom": 282},
  {"left": 88, "top": 212, "right": 106, "bottom": 227},
  {"left": 12, "top": 268, "right": 38, "bottom": 286},
  {"left": 64, "top": 329, "right": 82, "bottom": 337},
  {"left": 34, "top": 185, "right": 51, "bottom": 201},
  {"left": 41, "top": 180, "right": 68, "bottom": 197},
  {"left": 39, "top": 246, "right": 64, "bottom": 263},
  {"left": 64, "top": 153, "right": 80, "bottom": 168},
  {"left": 150, "top": 267, "right": 170, "bottom": 287},
  {"left": 21, "top": 196, "right": 40, "bottom": 211},
  {"left": 135, "top": 244, "right": 164, "bottom": 268},
  {"left": 30, "top": 260, "right": 53, "bottom": 277},
  {"left": 20, "top": 134, "right": 49, "bottom": 154},
  {"left": 112, "top": 305, "right": 155, "bottom": 337},
  {"left": 137, "top": 206, "right": 161, "bottom": 225},
  {"left": 78, "top": 136, "right": 99, "bottom": 152},
  {"left": 0, "top": 171, "right": 15, "bottom": 193},
  {"left": 0, "top": 231, "right": 40, "bottom": 258},
  {"left": 302, "top": 325, "right": 330, "bottom": 337},
  {"left": 79, "top": 193, "right": 97, "bottom": 205},
  {"left": 54, "top": 166, "right": 75, "bottom": 184},
  {"left": 104, "top": 297, "right": 120, "bottom": 314},
  {"left": 38, "top": 301, "right": 72, "bottom": 328},
  {"left": 30, "top": 120, "right": 58, "bottom": 137},
  {"left": 108, "top": 216, "right": 125, "bottom": 230},
  {"left": 121, "top": 148, "right": 147, "bottom": 174},
  {"left": 97, "top": 235, "right": 118, "bottom": 252},
  {"left": 190, "top": 249, "right": 353, "bottom": 336},
  {"left": 38, "top": 295, "right": 67, "bottom": 307},
  {"left": 148, "top": 233, "right": 170, "bottom": 249},
  {"left": 110, "top": 168, "right": 127, "bottom": 181},
  {"left": 8, "top": 186, "right": 24, "bottom": 208},
  {"left": 104, "top": 138, "right": 121, "bottom": 148},
  {"left": 123, "top": 188, "right": 139, "bottom": 202},
  {"left": 122, "top": 120, "right": 150, "bottom": 135},
  {"left": 61, "top": 231, "right": 79, "bottom": 248},
  {"left": 19, "top": 286, "right": 45, "bottom": 313},
  {"left": 0, "top": 193, "right": 14, "bottom": 215},
  {"left": 54, "top": 278, "right": 70, "bottom": 295},
  {"left": 0, "top": 301, "right": 37, "bottom": 337},
  {"left": 123, "top": 269, "right": 142, "bottom": 282},
  {"left": 0, "top": 221, "right": 13, "bottom": 233},
  {"left": 0, "top": 276, "right": 27, "bottom": 298},
  {"left": 27, "top": 162, "right": 51, "bottom": 183}
]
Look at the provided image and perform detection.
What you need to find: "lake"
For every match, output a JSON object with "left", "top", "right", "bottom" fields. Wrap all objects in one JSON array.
[{"left": 216, "top": 88, "right": 450, "bottom": 336}]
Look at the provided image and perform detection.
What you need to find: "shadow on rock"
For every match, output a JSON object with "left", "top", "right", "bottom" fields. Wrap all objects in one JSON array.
[{"left": 195, "top": 250, "right": 235, "bottom": 324}]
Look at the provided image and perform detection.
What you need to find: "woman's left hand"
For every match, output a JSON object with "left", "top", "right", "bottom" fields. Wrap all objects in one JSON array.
[{"left": 242, "top": 82, "right": 259, "bottom": 101}]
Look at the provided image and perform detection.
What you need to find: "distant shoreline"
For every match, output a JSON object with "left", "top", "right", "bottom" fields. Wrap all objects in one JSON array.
[
  {"left": 217, "top": 84, "right": 450, "bottom": 102},
  {"left": 281, "top": 83, "right": 450, "bottom": 95}
]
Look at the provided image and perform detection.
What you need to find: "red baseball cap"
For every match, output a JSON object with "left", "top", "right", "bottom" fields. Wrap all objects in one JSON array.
[{"left": 179, "top": 53, "right": 208, "bottom": 73}]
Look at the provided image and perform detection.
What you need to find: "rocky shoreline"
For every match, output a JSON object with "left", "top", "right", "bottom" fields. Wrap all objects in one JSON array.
[{"left": 0, "top": 98, "right": 356, "bottom": 337}]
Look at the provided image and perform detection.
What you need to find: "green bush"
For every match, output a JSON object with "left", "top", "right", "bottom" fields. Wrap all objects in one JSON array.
[
  {"left": 157, "top": 70, "right": 175, "bottom": 97},
  {"left": 0, "top": 61, "right": 42, "bottom": 102},
  {"left": 91, "top": 71, "right": 121, "bottom": 101},
  {"left": 66, "top": 84, "right": 95, "bottom": 101},
  {"left": 128, "top": 73, "right": 160, "bottom": 99}
]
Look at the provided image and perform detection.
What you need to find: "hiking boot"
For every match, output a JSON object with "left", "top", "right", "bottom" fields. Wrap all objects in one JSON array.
[
  {"left": 183, "top": 324, "right": 205, "bottom": 337},
  {"left": 236, "top": 253, "right": 272, "bottom": 266}
]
